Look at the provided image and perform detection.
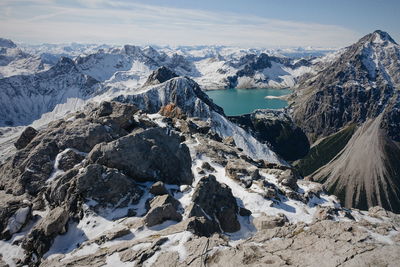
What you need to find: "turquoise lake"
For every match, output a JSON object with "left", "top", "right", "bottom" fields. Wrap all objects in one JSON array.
[{"left": 206, "top": 88, "right": 291, "bottom": 116}]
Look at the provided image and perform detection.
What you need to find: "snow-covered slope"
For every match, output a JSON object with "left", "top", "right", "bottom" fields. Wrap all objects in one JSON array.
[{"left": 0, "top": 57, "right": 99, "bottom": 126}]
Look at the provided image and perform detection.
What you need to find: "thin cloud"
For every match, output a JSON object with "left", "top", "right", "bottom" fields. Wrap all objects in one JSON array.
[{"left": 0, "top": 0, "right": 360, "bottom": 47}]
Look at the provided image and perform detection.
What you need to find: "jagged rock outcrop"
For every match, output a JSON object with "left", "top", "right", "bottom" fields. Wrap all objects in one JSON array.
[
  {"left": 144, "top": 195, "right": 182, "bottom": 226},
  {"left": 0, "top": 192, "right": 32, "bottom": 240},
  {"left": 189, "top": 175, "right": 240, "bottom": 233},
  {"left": 292, "top": 30, "right": 400, "bottom": 212},
  {"left": 0, "top": 102, "right": 131, "bottom": 196},
  {"left": 144, "top": 66, "right": 178, "bottom": 86},
  {"left": 14, "top": 126, "right": 38, "bottom": 150},
  {"left": 230, "top": 109, "right": 310, "bottom": 161},
  {"left": 114, "top": 75, "right": 225, "bottom": 118},
  {"left": 88, "top": 127, "right": 194, "bottom": 185}
]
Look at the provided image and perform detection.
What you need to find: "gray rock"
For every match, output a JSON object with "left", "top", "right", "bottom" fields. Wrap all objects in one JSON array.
[
  {"left": 144, "top": 195, "right": 182, "bottom": 227},
  {"left": 0, "top": 192, "right": 32, "bottom": 240},
  {"left": 278, "top": 169, "right": 299, "bottom": 191},
  {"left": 89, "top": 101, "right": 138, "bottom": 131},
  {"left": 143, "top": 66, "right": 178, "bottom": 86},
  {"left": 225, "top": 159, "right": 261, "bottom": 188},
  {"left": 190, "top": 175, "right": 240, "bottom": 233},
  {"left": 88, "top": 127, "right": 194, "bottom": 185},
  {"left": 209, "top": 220, "right": 400, "bottom": 267},
  {"left": 120, "top": 237, "right": 169, "bottom": 263},
  {"left": 149, "top": 181, "right": 169, "bottom": 196},
  {"left": 94, "top": 226, "right": 131, "bottom": 245},
  {"left": 22, "top": 206, "right": 69, "bottom": 258},
  {"left": 57, "top": 149, "right": 85, "bottom": 171},
  {"left": 253, "top": 213, "right": 288, "bottom": 230},
  {"left": 184, "top": 216, "right": 220, "bottom": 237},
  {"left": 14, "top": 127, "right": 38, "bottom": 150},
  {"left": 75, "top": 164, "right": 143, "bottom": 208},
  {"left": 201, "top": 162, "right": 215, "bottom": 173},
  {"left": 239, "top": 207, "right": 252, "bottom": 217}
]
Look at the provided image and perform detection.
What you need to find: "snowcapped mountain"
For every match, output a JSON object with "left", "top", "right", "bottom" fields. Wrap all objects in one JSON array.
[
  {"left": 0, "top": 38, "right": 52, "bottom": 78},
  {"left": 292, "top": 30, "right": 400, "bottom": 212},
  {"left": 193, "top": 52, "right": 315, "bottom": 90},
  {"left": 0, "top": 57, "right": 99, "bottom": 126}
]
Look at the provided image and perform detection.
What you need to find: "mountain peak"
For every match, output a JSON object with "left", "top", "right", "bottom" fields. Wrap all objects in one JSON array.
[
  {"left": 359, "top": 30, "right": 398, "bottom": 46},
  {"left": 144, "top": 66, "right": 178, "bottom": 86},
  {"left": 0, "top": 37, "right": 17, "bottom": 48},
  {"left": 122, "top": 44, "right": 143, "bottom": 55}
]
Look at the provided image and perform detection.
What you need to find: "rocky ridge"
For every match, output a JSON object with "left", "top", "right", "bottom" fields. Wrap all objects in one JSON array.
[{"left": 0, "top": 85, "right": 399, "bottom": 266}]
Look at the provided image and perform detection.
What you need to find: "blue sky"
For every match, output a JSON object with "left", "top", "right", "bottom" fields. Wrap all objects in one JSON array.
[{"left": 0, "top": 0, "right": 399, "bottom": 47}]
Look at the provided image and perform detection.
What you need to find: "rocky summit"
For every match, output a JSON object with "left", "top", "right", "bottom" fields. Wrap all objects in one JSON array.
[
  {"left": 292, "top": 30, "right": 400, "bottom": 213},
  {"left": 0, "top": 30, "right": 399, "bottom": 267}
]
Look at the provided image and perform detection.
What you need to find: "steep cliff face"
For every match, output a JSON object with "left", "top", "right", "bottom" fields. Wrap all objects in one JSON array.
[
  {"left": 229, "top": 109, "right": 310, "bottom": 161},
  {"left": 292, "top": 30, "right": 400, "bottom": 212}
]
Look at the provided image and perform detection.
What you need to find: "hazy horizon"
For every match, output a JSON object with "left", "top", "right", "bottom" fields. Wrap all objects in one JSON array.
[{"left": 0, "top": 0, "right": 399, "bottom": 48}]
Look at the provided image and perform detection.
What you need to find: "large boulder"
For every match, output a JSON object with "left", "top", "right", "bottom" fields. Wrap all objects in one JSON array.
[
  {"left": 88, "top": 127, "right": 194, "bottom": 185},
  {"left": 46, "top": 163, "right": 144, "bottom": 215},
  {"left": 57, "top": 149, "right": 85, "bottom": 171},
  {"left": 14, "top": 126, "right": 38, "bottom": 150},
  {"left": 22, "top": 206, "right": 69, "bottom": 259},
  {"left": 143, "top": 195, "right": 182, "bottom": 227},
  {"left": 189, "top": 175, "right": 240, "bottom": 233},
  {"left": 0, "top": 192, "right": 32, "bottom": 240},
  {"left": 74, "top": 164, "right": 143, "bottom": 209}
]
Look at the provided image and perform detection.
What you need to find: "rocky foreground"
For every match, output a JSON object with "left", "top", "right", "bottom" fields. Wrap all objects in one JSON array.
[{"left": 0, "top": 98, "right": 399, "bottom": 266}]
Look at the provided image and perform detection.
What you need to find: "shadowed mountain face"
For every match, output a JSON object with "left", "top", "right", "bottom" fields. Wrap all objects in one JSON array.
[{"left": 292, "top": 30, "right": 400, "bottom": 212}]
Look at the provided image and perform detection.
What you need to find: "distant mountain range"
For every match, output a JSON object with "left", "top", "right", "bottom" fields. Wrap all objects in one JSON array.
[{"left": 0, "top": 38, "right": 334, "bottom": 127}]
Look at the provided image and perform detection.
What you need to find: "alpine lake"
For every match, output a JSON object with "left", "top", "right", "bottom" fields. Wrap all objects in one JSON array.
[{"left": 205, "top": 88, "right": 291, "bottom": 116}]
